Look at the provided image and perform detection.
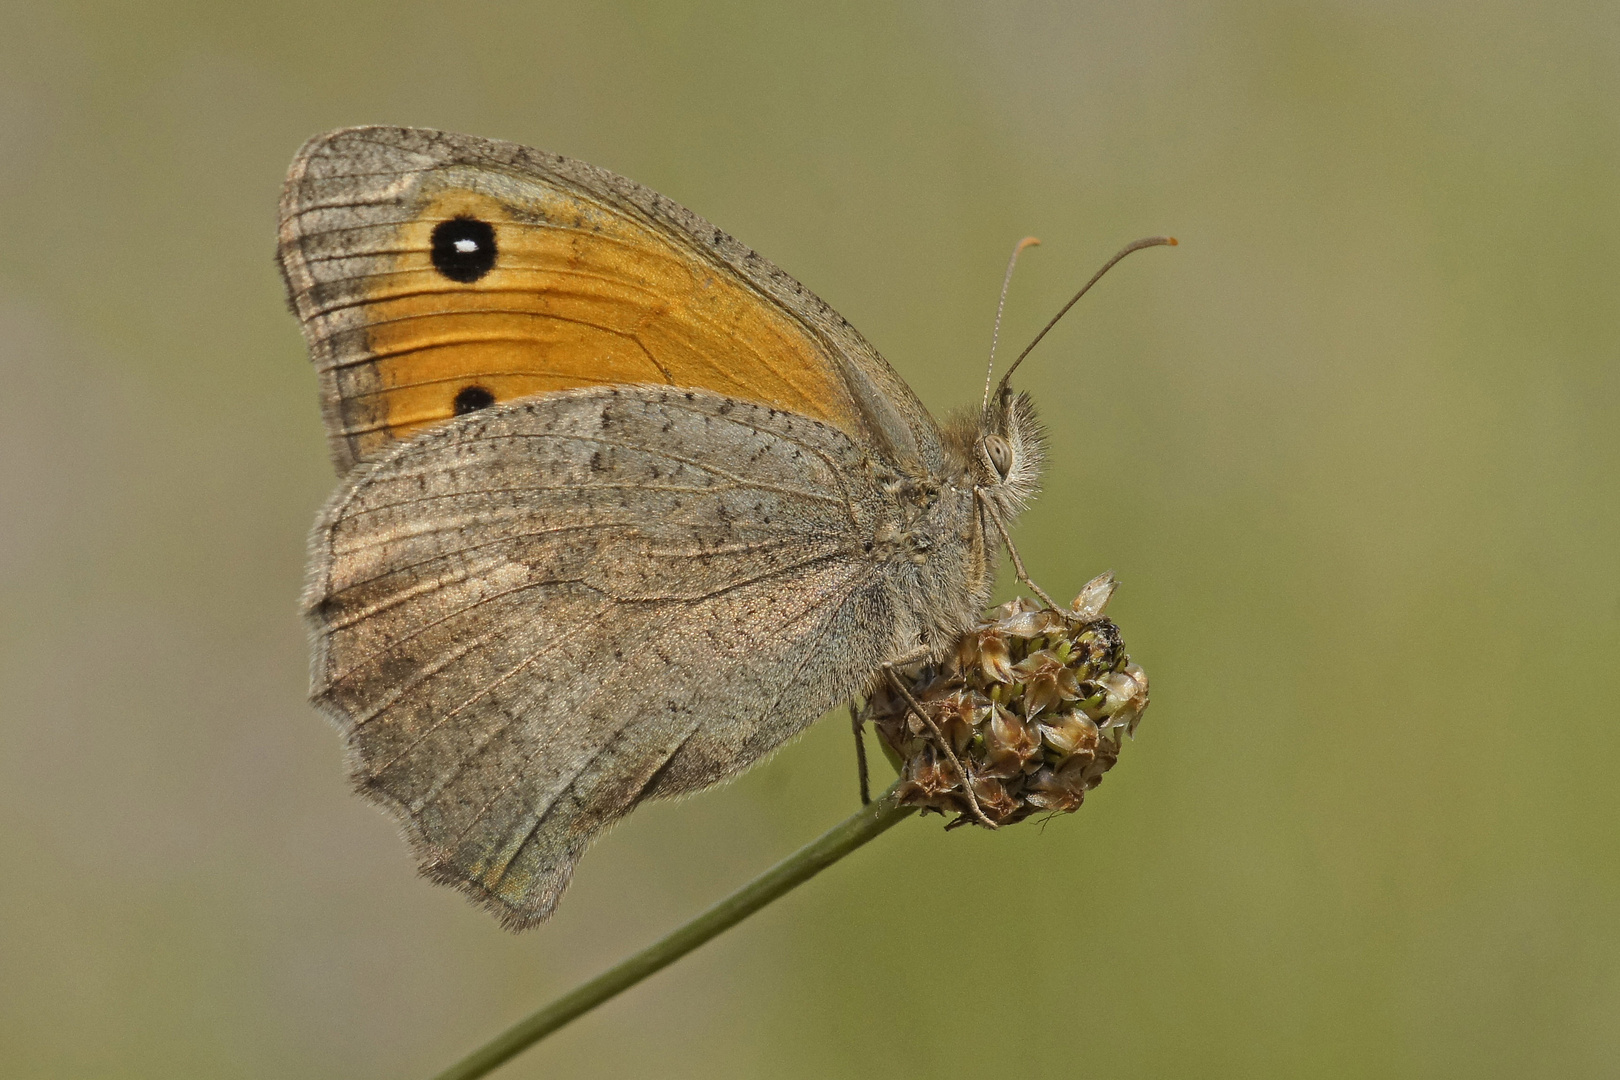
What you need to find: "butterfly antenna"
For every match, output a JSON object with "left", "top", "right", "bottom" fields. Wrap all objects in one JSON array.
[
  {"left": 993, "top": 235, "right": 1178, "bottom": 400},
  {"left": 982, "top": 236, "right": 1042, "bottom": 413}
]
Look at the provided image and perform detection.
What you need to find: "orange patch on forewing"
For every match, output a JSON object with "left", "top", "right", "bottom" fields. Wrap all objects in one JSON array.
[{"left": 358, "top": 186, "right": 857, "bottom": 445}]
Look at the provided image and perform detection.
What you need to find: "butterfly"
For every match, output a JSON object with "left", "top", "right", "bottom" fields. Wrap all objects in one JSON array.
[{"left": 279, "top": 126, "right": 1169, "bottom": 929}]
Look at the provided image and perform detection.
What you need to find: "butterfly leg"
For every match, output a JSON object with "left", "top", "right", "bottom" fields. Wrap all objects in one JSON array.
[
  {"left": 976, "top": 488, "right": 1059, "bottom": 609},
  {"left": 848, "top": 642, "right": 926, "bottom": 808},
  {"left": 881, "top": 663, "right": 997, "bottom": 829},
  {"left": 850, "top": 702, "right": 872, "bottom": 806}
]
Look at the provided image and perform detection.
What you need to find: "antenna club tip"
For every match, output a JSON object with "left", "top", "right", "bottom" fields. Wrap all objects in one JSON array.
[
  {"left": 1165, "top": 236, "right": 1179, "bottom": 246},
  {"left": 1017, "top": 236, "right": 1042, "bottom": 251}
]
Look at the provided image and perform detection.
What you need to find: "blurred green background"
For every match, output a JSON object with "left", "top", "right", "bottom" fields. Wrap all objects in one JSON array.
[{"left": 3, "top": 2, "right": 1617, "bottom": 1077}]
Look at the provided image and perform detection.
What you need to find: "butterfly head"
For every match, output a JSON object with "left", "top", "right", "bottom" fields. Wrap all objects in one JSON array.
[
  {"left": 963, "top": 234, "right": 1176, "bottom": 530},
  {"left": 984, "top": 386, "right": 1045, "bottom": 514},
  {"left": 950, "top": 386, "right": 1044, "bottom": 523}
]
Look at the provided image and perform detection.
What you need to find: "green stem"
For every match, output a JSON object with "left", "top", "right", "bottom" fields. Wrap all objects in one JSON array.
[{"left": 427, "top": 785, "right": 916, "bottom": 1080}]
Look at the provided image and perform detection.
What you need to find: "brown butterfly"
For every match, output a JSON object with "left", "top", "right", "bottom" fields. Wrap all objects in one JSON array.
[{"left": 279, "top": 127, "right": 1169, "bottom": 929}]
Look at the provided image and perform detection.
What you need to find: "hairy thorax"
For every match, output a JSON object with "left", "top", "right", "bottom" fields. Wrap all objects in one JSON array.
[
  {"left": 860, "top": 391, "right": 1045, "bottom": 667},
  {"left": 901, "top": 391, "right": 1047, "bottom": 658}
]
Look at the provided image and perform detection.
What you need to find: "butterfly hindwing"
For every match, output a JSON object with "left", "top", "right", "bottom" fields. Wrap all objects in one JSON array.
[{"left": 306, "top": 387, "right": 903, "bottom": 927}]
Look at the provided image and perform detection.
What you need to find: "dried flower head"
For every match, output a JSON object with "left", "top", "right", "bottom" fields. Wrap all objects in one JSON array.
[{"left": 864, "top": 572, "right": 1149, "bottom": 828}]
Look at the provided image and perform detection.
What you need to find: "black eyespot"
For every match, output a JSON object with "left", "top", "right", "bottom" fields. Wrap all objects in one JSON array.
[
  {"left": 453, "top": 385, "right": 495, "bottom": 414},
  {"left": 430, "top": 217, "right": 497, "bottom": 282},
  {"left": 983, "top": 434, "right": 1014, "bottom": 478}
]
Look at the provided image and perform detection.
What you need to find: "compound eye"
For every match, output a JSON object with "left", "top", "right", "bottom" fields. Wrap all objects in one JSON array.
[{"left": 983, "top": 434, "right": 1013, "bottom": 478}]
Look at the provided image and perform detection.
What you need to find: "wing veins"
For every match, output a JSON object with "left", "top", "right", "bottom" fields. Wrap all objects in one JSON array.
[
  {"left": 482, "top": 432, "right": 847, "bottom": 506},
  {"left": 321, "top": 554, "right": 503, "bottom": 632},
  {"left": 323, "top": 571, "right": 593, "bottom": 703},
  {"left": 343, "top": 482, "right": 795, "bottom": 519},
  {"left": 331, "top": 517, "right": 638, "bottom": 559},
  {"left": 372, "top": 602, "right": 613, "bottom": 787},
  {"left": 601, "top": 547, "right": 849, "bottom": 604},
  {"left": 478, "top": 559, "right": 872, "bottom": 887},
  {"left": 323, "top": 520, "right": 804, "bottom": 601}
]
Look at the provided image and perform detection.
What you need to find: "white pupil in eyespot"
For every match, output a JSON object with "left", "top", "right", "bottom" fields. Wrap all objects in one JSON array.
[{"left": 454, "top": 238, "right": 479, "bottom": 253}]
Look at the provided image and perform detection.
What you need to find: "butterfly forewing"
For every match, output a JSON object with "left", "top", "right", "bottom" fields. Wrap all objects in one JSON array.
[{"left": 278, "top": 126, "right": 935, "bottom": 473}]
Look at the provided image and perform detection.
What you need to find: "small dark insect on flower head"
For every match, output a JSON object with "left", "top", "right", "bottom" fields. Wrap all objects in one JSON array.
[{"left": 867, "top": 572, "right": 1149, "bottom": 828}]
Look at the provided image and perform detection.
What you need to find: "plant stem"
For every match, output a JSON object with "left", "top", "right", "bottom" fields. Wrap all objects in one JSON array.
[{"left": 427, "top": 785, "right": 916, "bottom": 1080}]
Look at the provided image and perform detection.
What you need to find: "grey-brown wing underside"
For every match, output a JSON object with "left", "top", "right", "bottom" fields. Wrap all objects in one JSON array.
[{"left": 306, "top": 386, "right": 894, "bottom": 928}]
